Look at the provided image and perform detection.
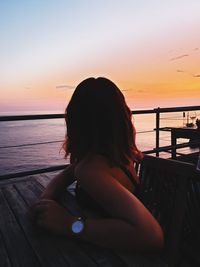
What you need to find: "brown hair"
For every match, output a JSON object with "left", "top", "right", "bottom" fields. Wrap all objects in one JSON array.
[{"left": 63, "top": 77, "right": 142, "bottom": 165}]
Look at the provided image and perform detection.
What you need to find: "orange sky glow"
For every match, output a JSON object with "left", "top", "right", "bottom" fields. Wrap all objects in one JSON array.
[{"left": 0, "top": 1, "right": 200, "bottom": 113}]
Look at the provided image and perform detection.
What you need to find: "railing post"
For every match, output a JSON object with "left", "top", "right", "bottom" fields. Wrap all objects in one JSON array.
[{"left": 155, "top": 108, "right": 160, "bottom": 157}]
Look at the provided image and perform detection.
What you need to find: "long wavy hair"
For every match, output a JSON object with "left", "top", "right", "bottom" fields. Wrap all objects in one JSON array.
[{"left": 63, "top": 77, "right": 142, "bottom": 165}]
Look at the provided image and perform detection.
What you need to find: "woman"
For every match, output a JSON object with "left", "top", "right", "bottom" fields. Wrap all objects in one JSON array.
[{"left": 30, "top": 77, "right": 164, "bottom": 252}]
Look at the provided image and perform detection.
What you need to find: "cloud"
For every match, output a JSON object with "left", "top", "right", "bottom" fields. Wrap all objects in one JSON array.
[
  {"left": 177, "top": 69, "right": 185, "bottom": 73},
  {"left": 56, "top": 85, "right": 75, "bottom": 90},
  {"left": 25, "top": 87, "right": 31, "bottom": 90},
  {"left": 176, "top": 69, "right": 200, "bottom": 77},
  {"left": 194, "top": 48, "right": 199, "bottom": 51},
  {"left": 170, "top": 54, "right": 189, "bottom": 61}
]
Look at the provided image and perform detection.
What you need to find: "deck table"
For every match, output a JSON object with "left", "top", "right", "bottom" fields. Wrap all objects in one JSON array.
[
  {"left": 0, "top": 172, "right": 167, "bottom": 267},
  {"left": 160, "top": 127, "right": 200, "bottom": 159}
]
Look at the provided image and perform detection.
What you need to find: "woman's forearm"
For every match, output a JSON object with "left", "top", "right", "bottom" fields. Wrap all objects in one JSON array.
[
  {"left": 32, "top": 196, "right": 163, "bottom": 252},
  {"left": 40, "top": 165, "right": 75, "bottom": 200},
  {"left": 82, "top": 218, "right": 139, "bottom": 250},
  {"left": 61, "top": 216, "right": 163, "bottom": 252},
  {"left": 80, "top": 218, "right": 163, "bottom": 252}
]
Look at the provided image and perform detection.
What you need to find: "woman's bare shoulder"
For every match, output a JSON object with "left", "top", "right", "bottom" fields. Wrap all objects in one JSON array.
[
  {"left": 75, "top": 154, "right": 111, "bottom": 177},
  {"left": 74, "top": 155, "right": 136, "bottom": 191}
]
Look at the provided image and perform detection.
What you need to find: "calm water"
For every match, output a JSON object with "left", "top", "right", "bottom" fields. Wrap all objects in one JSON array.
[{"left": 0, "top": 111, "right": 197, "bottom": 175}]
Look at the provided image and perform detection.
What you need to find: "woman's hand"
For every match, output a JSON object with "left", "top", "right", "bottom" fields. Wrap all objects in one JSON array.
[{"left": 29, "top": 199, "right": 74, "bottom": 236}]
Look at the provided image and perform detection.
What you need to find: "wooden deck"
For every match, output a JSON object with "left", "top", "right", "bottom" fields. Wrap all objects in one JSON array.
[{"left": 0, "top": 172, "right": 168, "bottom": 267}]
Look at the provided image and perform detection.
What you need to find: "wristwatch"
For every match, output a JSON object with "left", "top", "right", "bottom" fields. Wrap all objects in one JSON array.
[{"left": 71, "top": 217, "right": 85, "bottom": 235}]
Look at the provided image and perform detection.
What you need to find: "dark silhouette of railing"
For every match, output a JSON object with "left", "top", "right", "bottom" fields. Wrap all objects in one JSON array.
[{"left": 0, "top": 105, "right": 200, "bottom": 180}]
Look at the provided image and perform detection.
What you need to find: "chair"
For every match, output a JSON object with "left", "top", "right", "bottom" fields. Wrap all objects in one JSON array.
[
  {"left": 180, "top": 167, "right": 200, "bottom": 266},
  {"left": 138, "top": 155, "right": 193, "bottom": 267}
]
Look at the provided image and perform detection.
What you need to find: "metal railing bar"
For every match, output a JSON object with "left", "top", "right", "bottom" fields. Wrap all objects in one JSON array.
[
  {"left": 143, "top": 139, "right": 200, "bottom": 154},
  {"left": 153, "top": 106, "right": 200, "bottom": 113},
  {"left": 160, "top": 116, "right": 185, "bottom": 119},
  {"left": 0, "top": 140, "right": 63, "bottom": 149},
  {"left": 0, "top": 105, "right": 199, "bottom": 122},
  {"left": 150, "top": 140, "right": 200, "bottom": 153},
  {"left": 137, "top": 130, "right": 154, "bottom": 134},
  {"left": 0, "top": 111, "right": 156, "bottom": 121},
  {"left": 160, "top": 118, "right": 185, "bottom": 121},
  {"left": 132, "top": 105, "right": 200, "bottom": 115},
  {"left": 0, "top": 164, "right": 67, "bottom": 181},
  {"left": 155, "top": 127, "right": 179, "bottom": 131},
  {"left": 131, "top": 109, "right": 155, "bottom": 115},
  {"left": 0, "top": 114, "right": 65, "bottom": 121}
]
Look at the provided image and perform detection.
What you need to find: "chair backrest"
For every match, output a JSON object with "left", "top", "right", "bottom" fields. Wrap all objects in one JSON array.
[
  {"left": 138, "top": 155, "right": 194, "bottom": 266},
  {"left": 181, "top": 168, "right": 200, "bottom": 266}
]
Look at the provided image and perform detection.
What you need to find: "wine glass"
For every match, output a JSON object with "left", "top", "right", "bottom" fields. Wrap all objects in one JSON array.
[{"left": 190, "top": 112, "right": 197, "bottom": 126}]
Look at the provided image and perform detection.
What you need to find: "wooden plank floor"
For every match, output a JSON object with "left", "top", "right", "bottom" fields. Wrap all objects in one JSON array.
[{"left": 0, "top": 172, "right": 168, "bottom": 267}]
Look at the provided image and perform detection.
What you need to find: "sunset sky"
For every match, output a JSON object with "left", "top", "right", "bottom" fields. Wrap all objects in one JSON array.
[{"left": 0, "top": 0, "right": 200, "bottom": 113}]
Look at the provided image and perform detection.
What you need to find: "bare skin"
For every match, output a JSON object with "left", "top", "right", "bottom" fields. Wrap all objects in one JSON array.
[{"left": 30, "top": 155, "right": 164, "bottom": 252}]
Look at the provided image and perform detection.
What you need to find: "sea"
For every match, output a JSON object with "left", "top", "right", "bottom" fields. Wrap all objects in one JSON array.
[{"left": 0, "top": 110, "right": 199, "bottom": 176}]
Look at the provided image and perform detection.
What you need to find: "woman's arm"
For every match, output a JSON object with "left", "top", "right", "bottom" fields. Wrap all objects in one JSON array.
[
  {"left": 74, "top": 166, "right": 164, "bottom": 252},
  {"left": 32, "top": 161, "right": 163, "bottom": 252},
  {"left": 40, "top": 164, "right": 75, "bottom": 200}
]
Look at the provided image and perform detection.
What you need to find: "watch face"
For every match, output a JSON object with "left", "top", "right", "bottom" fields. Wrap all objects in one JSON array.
[{"left": 71, "top": 220, "right": 84, "bottom": 234}]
